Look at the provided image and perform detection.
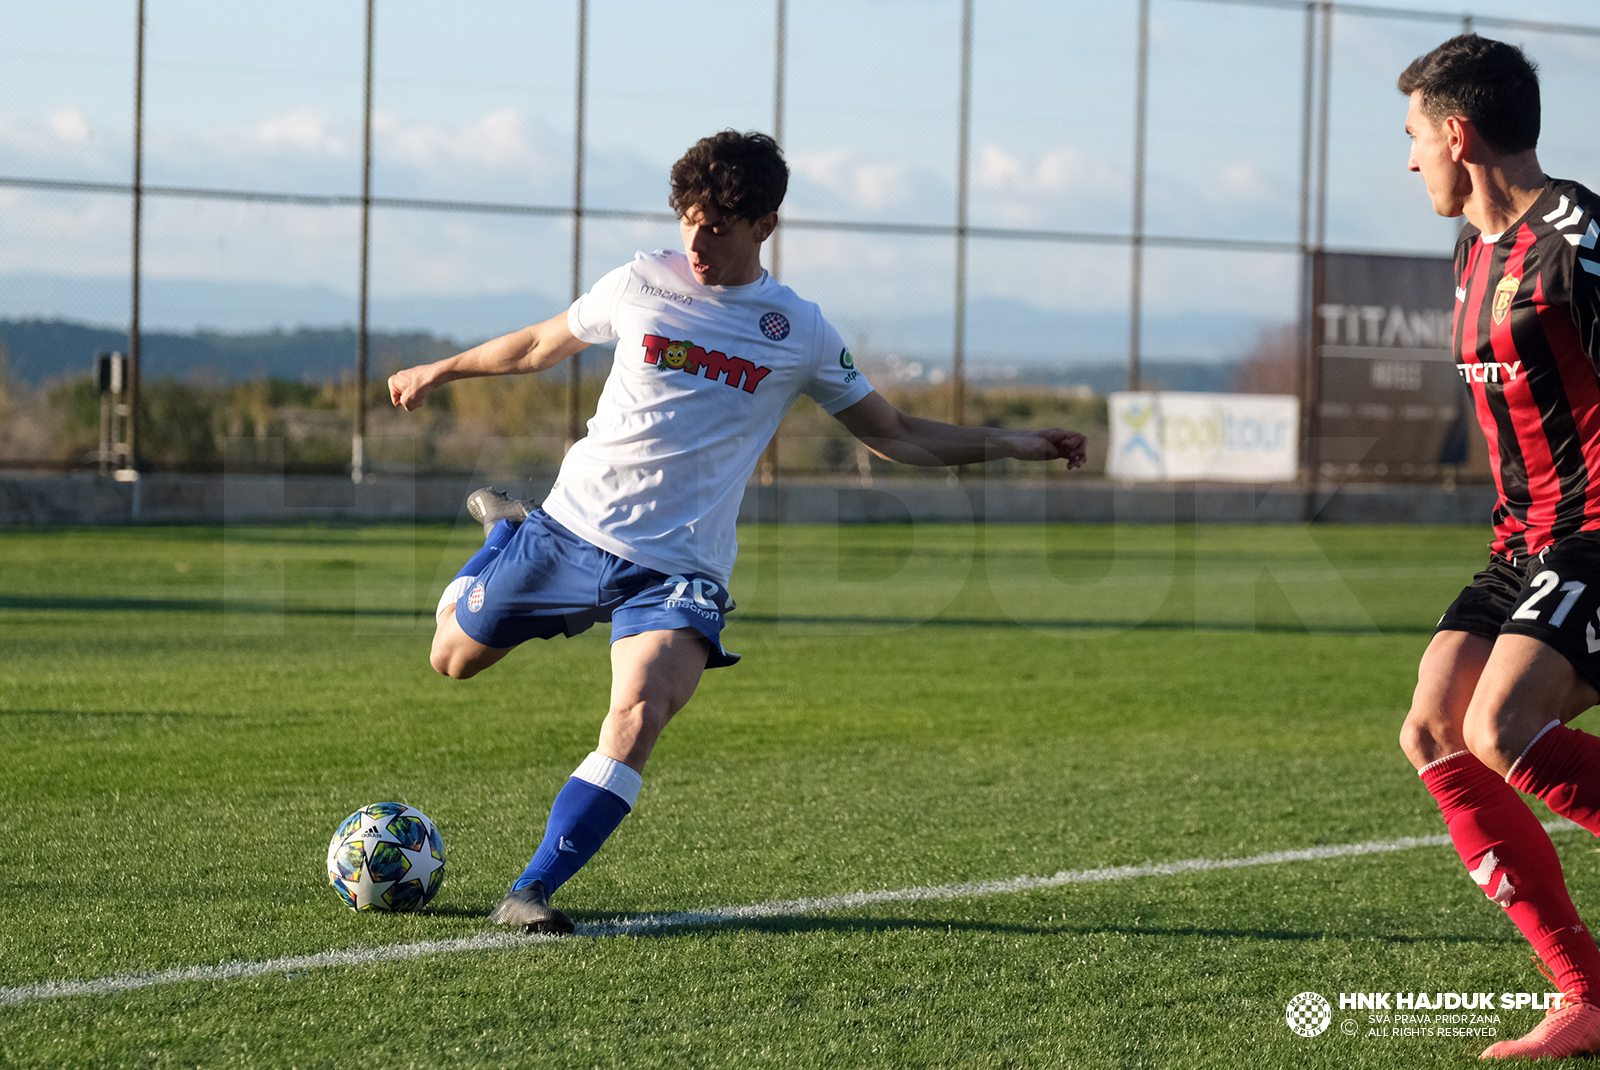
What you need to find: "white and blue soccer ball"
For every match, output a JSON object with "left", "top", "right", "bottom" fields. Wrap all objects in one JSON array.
[{"left": 326, "top": 802, "right": 445, "bottom": 912}]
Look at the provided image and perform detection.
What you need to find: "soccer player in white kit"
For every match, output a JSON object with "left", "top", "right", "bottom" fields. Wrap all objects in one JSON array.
[{"left": 389, "top": 131, "right": 1088, "bottom": 932}]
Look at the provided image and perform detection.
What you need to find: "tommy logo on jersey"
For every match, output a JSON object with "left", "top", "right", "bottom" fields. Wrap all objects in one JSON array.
[
  {"left": 641, "top": 334, "right": 775, "bottom": 394},
  {"left": 1492, "top": 274, "right": 1520, "bottom": 325}
]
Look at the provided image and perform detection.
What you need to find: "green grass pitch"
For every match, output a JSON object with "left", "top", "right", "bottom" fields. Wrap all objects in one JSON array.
[{"left": 2, "top": 519, "right": 1595, "bottom": 1068}]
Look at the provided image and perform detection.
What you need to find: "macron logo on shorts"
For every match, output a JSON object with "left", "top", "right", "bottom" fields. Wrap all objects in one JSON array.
[{"left": 467, "top": 581, "right": 486, "bottom": 613}]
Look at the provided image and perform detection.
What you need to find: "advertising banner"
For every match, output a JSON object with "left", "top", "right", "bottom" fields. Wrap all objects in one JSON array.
[
  {"left": 1315, "top": 252, "right": 1471, "bottom": 477},
  {"left": 1108, "top": 391, "right": 1299, "bottom": 482}
]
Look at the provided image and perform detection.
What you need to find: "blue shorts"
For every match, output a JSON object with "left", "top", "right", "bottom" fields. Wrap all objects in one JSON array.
[{"left": 454, "top": 509, "right": 740, "bottom": 668}]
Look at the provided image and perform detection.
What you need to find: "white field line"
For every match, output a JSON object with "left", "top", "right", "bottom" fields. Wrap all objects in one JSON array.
[{"left": 1, "top": 819, "right": 1580, "bottom": 1007}]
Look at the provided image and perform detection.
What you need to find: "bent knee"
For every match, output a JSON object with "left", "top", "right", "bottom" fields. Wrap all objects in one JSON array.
[
  {"left": 1461, "top": 716, "right": 1509, "bottom": 766},
  {"left": 430, "top": 637, "right": 486, "bottom": 680},
  {"left": 430, "top": 650, "right": 473, "bottom": 679},
  {"left": 1399, "top": 705, "right": 1466, "bottom": 769}
]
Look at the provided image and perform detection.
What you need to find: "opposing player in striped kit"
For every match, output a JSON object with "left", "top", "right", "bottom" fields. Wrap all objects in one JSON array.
[
  {"left": 388, "top": 131, "right": 1088, "bottom": 935},
  {"left": 1395, "top": 35, "right": 1600, "bottom": 1060}
]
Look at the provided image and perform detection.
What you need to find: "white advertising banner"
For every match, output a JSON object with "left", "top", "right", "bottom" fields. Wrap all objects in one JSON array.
[{"left": 1108, "top": 392, "right": 1300, "bottom": 482}]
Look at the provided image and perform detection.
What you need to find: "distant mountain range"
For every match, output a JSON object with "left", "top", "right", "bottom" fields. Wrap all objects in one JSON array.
[
  {"left": 0, "top": 319, "right": 461, "bottom": 386},
  {"left": 0, "top": 317, "right": 1241, "bottom": 396},
  {"left": 0, "top": 273, "right": 1275, "bottom": 393}
]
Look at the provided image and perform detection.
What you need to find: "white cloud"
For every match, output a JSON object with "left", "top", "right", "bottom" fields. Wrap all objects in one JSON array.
[
  {"left": 47, "top": 107, "right": 92, "bottom": 144},
  {"left": 789, "top": 148, "right": 912, "bottom": 211},
  {"left": 0, "top": 107, "right": 115, "bottom": 172},
  {"left": 374, "top": 108, "right": 561, "bottom": 180},
  {"left": 975, "top": 144, "right": 1118, "bottom": 196},
  {"left": 252, "top": 108, "right": 347, "bottom": 156},
  {"left": 1215, "top": 162, "right": 1272, "bottom": 201}
]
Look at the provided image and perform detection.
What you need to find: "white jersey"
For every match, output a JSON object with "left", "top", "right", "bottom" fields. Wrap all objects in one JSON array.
[{"left": 541, "top": 250, "right": 874, "bottom": 584}]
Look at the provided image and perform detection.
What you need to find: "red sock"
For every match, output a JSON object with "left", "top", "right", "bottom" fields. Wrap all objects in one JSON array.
[
  {"left": 1509, "top": 724, "right": 1600, "bottom": 836},
  {"left": 1422, "top": 751, "right": 1600, "bottom": 1000}
]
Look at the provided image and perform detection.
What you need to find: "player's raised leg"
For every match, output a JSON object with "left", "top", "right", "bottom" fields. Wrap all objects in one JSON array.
[
  {"left": 488, "top": 628, "right": 709, "bottom": 933},
  {"left": 429, "top": 512, "right": 520, "bottom": 679}
]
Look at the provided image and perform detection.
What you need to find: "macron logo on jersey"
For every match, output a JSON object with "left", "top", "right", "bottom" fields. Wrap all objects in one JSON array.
[{"left": 642, "top": 333, "right": 775, "bottom": 394}]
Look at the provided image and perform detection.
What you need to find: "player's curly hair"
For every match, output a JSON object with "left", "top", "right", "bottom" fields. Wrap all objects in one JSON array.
[
  {"left": 1398, "top": 34, "right": 1540, "bottom": 154},
  {"left": 669, "top": 130, "right": 789, "bottom": 223}
]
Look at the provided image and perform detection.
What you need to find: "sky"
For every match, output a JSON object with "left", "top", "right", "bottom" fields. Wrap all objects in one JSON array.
[{"left": 2, "top": 0, "right": 1600, "bottom": 367}]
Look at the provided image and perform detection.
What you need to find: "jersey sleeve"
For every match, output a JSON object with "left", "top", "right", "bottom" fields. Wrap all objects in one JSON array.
[
  {"left": 801, "top": 317, "right": 876, "bottom": 415},
  {"left": 1572, "top": 216, "right": 1600, "bottom": 370},
  {"left": 566, "top": 262, "right": 633, "bottom": 344}
]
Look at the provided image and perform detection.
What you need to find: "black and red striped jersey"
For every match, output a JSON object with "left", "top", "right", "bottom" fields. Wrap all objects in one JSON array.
[{"left": 1454, "top": 177, "right": 1600, "bottom": 558}]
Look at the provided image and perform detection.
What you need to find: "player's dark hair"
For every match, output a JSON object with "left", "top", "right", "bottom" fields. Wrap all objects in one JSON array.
[
  {"left": 669, "top": 130, "right": 789, "bottom": 222},
  {"left": 1398, "top": 34, "right": 1540, "bottom": 154}
]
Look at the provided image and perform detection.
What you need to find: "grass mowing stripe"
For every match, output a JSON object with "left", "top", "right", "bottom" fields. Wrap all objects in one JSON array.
[{"left": 6, "top": 819, "right": 1575, "bottom": 1008}]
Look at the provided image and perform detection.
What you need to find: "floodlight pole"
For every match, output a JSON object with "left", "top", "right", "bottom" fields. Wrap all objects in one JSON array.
[
  {"left": 1129, "top": 0, "right": 1149, "bottom": 393},
  {"left": 125, "top": 0, "right": 145, "bottom": 479},
  {"left": 952, "top": 0, "right": 972, "bottom": 427},
  {"left": 567, "top": 0, "right": 589, "bottom": 449},
  {"left": 353, "top": 0, "right": 374, "bottom": 484}
]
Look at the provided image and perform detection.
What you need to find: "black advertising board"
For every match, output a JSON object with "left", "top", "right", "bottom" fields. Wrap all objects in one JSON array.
[{"left": 1314, "top": 251, "right": 1472, "bottom": 478}]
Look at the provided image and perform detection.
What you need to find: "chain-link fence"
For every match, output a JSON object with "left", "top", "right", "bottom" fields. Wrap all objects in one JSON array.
[{"left": 2, "top": 0, "right": 1598, "bottom": 480}]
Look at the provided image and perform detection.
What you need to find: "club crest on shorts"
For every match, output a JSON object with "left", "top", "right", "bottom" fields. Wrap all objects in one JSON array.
[
  {"left": 759, "top": 311, "right": 790, "bottom": 341},
  {"left": 1493, "top": 275, "right": 1520, "bottom": 325},
  {"left": 466, "top": 581, "right": 486, "bottom": 613}
]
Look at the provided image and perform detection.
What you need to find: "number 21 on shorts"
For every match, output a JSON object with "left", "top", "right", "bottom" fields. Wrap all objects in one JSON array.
[{"left": 1513, "top": 569, "right": 1600, "bottom": 652}]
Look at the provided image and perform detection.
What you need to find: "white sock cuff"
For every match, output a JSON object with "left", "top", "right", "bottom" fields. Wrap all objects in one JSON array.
[
  {"left": 436, "top": 575, "right": 474, "bottom": 620},
  {"left": 572, "top": 751, "right": 642, "bottom": 809},
  {"left": 1417, "top": 750, "right": 1471, "bottom": 777},
  {"left": 1507, "top": 720, "right": 1564, "bottom": 782}
]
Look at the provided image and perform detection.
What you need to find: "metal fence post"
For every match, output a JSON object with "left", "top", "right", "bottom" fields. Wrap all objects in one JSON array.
[
  {"left": 1306, "top": 0, "right": 1333, "bottom": 490},
  {"left": 760, "top": 0, "right": 787, "bottom": 485},
  {"left": 126, "top": 0, "right": 145, "bottom": 479},
  {"left": 1297, "top": 0, "right": 1315, "bottom": 495},
  {"left": 1129, "top": 0, "right": 1149, "bottom": 393},
  {"left": 567, "top": 0, "right": 588, "bottom": 449},
  {"left": 353, "top": 0, "right": 374, "bottom": 484},
  {"left": 953, "top": 0, "right": 972, "bottom": 426}
]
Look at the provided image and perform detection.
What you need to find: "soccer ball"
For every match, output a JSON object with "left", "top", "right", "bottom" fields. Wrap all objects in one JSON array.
[{"left": 326, "top": 802, "right": 445, "bottom": 912}]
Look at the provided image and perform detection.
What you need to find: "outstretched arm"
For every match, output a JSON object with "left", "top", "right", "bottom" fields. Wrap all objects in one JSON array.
[
  {"left": 388, "top": 311, "right": 589, "bottom": 411},
  {"left": 832, "top": 391, "right": 1087, "bottom": 468}
]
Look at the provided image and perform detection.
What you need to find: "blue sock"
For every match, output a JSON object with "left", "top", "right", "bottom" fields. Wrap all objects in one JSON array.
[
  {"left": 513, "top": 753, "right": 641, "bottom": 896},
  {"left": 454, "top": 519, "right": 518, "bottom": 581}
]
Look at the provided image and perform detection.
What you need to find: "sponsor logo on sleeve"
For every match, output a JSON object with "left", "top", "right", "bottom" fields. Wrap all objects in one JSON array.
[
  {"left": 840, "top": 348, "right": 858, "bottom": 383},
  {"left": 641, "top": 334, "right": 775, "bottom": 394}
]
